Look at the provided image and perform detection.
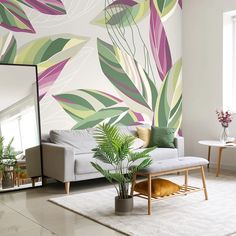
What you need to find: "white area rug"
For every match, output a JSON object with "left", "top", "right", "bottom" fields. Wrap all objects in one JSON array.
[{"left": 50, "top": 173, "right": 236, "bottom": 236}]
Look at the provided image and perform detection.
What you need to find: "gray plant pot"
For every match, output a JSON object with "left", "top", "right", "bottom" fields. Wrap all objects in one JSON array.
[
  {"left": 2, "top": 166, "right": 14, "bottom": 189},
  {"left": 115, "top": 196, "right": 133, "bottom": 216}
]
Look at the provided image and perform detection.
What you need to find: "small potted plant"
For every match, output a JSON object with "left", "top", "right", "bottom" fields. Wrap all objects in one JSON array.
[
  {"left": 91, "top": 123, "right": 153, "bottom": 215},
  {"left": 0, "top": 137, "right": 20, "bottom": 189}
]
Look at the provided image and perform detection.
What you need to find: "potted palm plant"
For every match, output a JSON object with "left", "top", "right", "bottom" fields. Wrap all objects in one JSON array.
[
  {"left": 0, "top": 137, "right": 19, "bottom": 189},
  {"left": 91, "top": 124, "right": 153, "bottom": 215}
]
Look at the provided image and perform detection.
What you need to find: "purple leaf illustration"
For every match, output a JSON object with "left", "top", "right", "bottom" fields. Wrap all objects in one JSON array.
[
  {"left": 0, "top": 0, "right": 35, "bottom": 33},
  {"left": 38, "top": 59, "right": 69, "bottom": 100},
  {"left": 149, "top": 0, "right": 172, "bottom": 80},
  {"left": 17, "top": 0, "right": 66, "bottom": 15},
  {"left": 178, "top": 0, "right": 182, "bottom": 9}
]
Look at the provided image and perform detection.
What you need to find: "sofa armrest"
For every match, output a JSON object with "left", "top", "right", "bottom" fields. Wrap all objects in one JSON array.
[
  {"left": 174, "top": 136, "right": 184, "bottom": 157},
  {"left": 42, "top": 143, "right": 75, "bottom": 182},
  {"left": 25, "top": 145, "right": 42, "bottom": 178}
]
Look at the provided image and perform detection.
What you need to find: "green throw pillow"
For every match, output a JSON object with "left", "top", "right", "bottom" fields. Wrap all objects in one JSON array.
[{"left": 148, "top": 127, "right": 176, "bottom": 148}]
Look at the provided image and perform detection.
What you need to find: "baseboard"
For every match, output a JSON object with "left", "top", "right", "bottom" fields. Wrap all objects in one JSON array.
[{"left": 210, "top": 162, "right": 236, "bottom": 171}]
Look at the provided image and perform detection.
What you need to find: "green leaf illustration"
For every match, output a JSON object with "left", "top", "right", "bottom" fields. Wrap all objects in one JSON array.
[
  {"left": 54, "top": 89, "right": 145, "bottom": 129},
  {"left": 53, "top": 89, "right": 123, "bottom": 122},
  {"left": 14, "top": 34, "right": 89, "bottom": 100},
  {"left": 0, "top": 0, "right": 35, "bottom": 33},
  {"left": 107, "top": 110, "right": 144, "bottom": 126},
  {"left": 0, "top": 33, "right": 16, "bottom": 63},
  {"left": 154, "top": 0, "right": 177, "bottom": 18},
  {"left": 97, "top": 38, "right": 154, "bottom": 120},
  {"left": 91, "top": 0, "right": 149, "bottom": 27},
  {"left": 154, "top": 58, "right": 182, "bottom": 129},
  {"left": 72, "top": 107, "right": 129, "bottom": 130}
]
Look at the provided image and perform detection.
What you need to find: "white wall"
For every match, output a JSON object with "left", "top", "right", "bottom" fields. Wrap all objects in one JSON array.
[{"left": 183, "top": 0, "right": 236, "bottom": 170}]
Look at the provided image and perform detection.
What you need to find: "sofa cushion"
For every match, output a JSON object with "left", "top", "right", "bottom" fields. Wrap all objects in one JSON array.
[
  {"left": 137, "top": 157, "right": 209, "bottom": 174},
  {"left": 75, "top": 153, "right": 114, "bottom": 175},
  {"left": 149, "top": 127, "right": 176, "bottom": 148},
  {"left": 118, "top": 125, "right": 138, "bottom": 136},
  {"left": 76, "top": 147, "right": 178, "bottom": 175},
  {"left": 132, "top": 138, "right": 145, "bottom": 150},
  {"left": 136, "top": 127, "right": 151, "bottom": 148},
  {"left": 136, "top": 147, "right": 178, "bottom": 161},
  {"left": 50, "top": 129, "right": 97, "bottom": 154}
]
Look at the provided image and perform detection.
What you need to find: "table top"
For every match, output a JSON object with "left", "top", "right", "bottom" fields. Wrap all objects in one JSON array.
[{"left": 198, "top": 140, "right": 236, "bottom": 148}]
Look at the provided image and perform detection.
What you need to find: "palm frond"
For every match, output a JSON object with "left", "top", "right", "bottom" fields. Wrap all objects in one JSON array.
[
  {"left": 93, "top": 147, "right": 115, "bottom": 164},
  {"left": 91, "top": 162, "right": 113, "bottom": 183},
  {"left": 109, "top": 172, "right": 128, "bottom": 183},
  {"left": 0, "top": 137, "right": 4, "bottom": 158},
  {"left": 130, "top": 158, "right": 152, "bottom": 173},
  {"left": 91, "top": 124, "right": 153, "bottom": 198},
  {"left": 4, "top": 138, "right": 14, "bottom": 157},
  {"left": 129, "top": 147, "right": 155, "bottom": 163}
]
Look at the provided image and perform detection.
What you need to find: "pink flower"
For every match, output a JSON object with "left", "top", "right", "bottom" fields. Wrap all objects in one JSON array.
[{"left": 216, "top": 109, "right": 232, "bottom": 127}]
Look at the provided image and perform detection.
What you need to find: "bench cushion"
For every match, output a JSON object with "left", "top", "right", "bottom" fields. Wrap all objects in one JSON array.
[{"left": 137, "top": 156, "right": 209, "bottom": 174}]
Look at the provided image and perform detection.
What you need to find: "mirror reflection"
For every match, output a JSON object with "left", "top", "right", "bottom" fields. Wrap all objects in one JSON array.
[{"left": 0, "top": 64, "right": 41, "bottom": 191}]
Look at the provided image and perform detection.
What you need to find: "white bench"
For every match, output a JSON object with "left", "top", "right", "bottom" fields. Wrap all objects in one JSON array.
[{"left": 131, "top": 156, "right": 209, "bottom": 215}]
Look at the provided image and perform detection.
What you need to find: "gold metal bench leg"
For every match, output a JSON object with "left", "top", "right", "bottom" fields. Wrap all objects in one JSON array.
[
  {"left": 200, "top": 166, "right": 208, "bottom": 200},
  {"left": 148, "top": 174, "right": 152, "bottom": 215}
]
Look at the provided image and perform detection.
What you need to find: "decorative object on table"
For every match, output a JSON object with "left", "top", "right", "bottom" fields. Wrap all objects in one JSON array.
[
  {"left": 91, "top": 124, "right": 153, "bottom": 215},
  {"left": 216, "top": 109, "right": 232, "bottom": 143},
  {"left": 0, "top": 137, "right": 21, "bottom": 189}
]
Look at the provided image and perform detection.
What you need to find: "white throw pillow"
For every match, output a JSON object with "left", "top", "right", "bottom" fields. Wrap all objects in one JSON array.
[{"left": 131, "top": 138, "right": 145, "bottom": 150}]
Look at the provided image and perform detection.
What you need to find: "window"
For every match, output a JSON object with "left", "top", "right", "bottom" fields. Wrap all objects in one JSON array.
[{"left": 223, "top": 12, "right": 236, "bottom": 113}]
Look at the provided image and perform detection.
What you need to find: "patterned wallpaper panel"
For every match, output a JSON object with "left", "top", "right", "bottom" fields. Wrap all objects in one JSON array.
[{"left": 0, "top": 0, "right": 182, "bottom": 134}]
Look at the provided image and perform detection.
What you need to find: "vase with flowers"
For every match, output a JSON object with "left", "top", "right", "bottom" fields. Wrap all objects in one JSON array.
[{"left": 216, "top": 110, "right": 232, "bottom": 143}]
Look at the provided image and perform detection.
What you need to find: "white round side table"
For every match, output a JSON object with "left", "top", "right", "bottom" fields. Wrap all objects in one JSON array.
[{"left": 198, "top": 140, "right": 236, "bottom": 177}]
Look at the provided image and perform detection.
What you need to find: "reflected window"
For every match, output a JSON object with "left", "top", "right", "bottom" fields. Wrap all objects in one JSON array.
[{"left": 0, "top": 106, "right": 38, "bottom": 153}]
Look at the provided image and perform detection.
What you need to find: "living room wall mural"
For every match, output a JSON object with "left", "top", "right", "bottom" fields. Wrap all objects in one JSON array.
[{"left": 0, "top": 0, "right": 182, "bottom": 134}]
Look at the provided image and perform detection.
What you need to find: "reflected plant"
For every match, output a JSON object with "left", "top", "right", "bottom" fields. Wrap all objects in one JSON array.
[{"left": 0, "top": 137, "right": 20, "bottom": 168}]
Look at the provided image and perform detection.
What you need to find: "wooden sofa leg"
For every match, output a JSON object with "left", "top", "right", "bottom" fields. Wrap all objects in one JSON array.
[
  {"left": 200, "top": 166, "right": 208, "bottom": 200},
  {"left": 65, "top": 182, "right": 70, "bottom": 194}
]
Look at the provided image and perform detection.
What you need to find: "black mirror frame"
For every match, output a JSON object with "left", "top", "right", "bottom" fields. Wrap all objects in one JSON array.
[{"left": 0, "top": 63, "right": 43, "bottom": 192}]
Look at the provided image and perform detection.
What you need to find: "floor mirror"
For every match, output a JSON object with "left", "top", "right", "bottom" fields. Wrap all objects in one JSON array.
[{"left": 0, "top": 64, "right": 42, "bottom": 191}]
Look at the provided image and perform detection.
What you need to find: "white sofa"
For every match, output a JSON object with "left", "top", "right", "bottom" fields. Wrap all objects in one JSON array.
[{"left": 26, "top": 126, "right": 184, "bottom": 194}]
